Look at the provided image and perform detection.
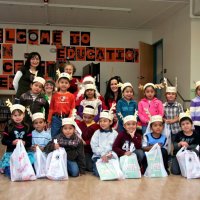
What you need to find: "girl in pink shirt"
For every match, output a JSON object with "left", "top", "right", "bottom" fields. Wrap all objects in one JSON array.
[{"left": 138, "top": 83, "right": 164, "bottom": 134}]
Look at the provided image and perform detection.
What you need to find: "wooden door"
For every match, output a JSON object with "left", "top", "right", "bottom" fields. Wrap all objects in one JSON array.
[{"left": 138, "top": 42, "right": 154, "bottom": 100}]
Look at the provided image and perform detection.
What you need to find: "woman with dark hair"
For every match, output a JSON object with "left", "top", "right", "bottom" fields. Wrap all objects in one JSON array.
[
  {"left": 13, "top": 52, "right": 44, "bottom": 101},
  {"left": 104, "top": 76, "right": 123, "bottom": 109},
  {"left": 104, "top": 76, "right": 123, "bottom": 129}
]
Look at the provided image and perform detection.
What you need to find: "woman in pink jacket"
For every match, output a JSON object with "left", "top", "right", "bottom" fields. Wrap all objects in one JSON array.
[{"left": 138, "top": 83, "right": 164, "bottom": 134}]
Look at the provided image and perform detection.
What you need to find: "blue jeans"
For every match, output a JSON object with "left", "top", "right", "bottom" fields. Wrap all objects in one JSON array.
[
  {"left": 67, "top": 160, "right": 79, "bottom": 177},
  {"left": 51, "top": 116, "right": 62, "bottom": 138},
  {"left": 92, "top": 157, "right": 100, "bottom": 177}
]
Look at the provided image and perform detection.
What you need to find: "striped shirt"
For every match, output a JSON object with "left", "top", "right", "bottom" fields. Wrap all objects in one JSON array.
[
  {"left": 163, "top": 101, "right": 183, "bottom": 134},
  {"left": 190, "top": 96, "right": 200, "bottom": 126},
  {"left": 32, "top": 130, "right": 52, "bottom": 147}
]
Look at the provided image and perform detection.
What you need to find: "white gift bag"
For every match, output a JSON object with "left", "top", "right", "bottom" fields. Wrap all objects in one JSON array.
[
  {"left": 144, "top": 143, "right": 168, "bottom": 178},
  {"left": 34, "top": 146, "right": 47, "bottom": 178},
  {"left": 10, "top": 140, "right": 36, "bottom": 181},
  {"left": 162, "top": 124, "right": 172, "bottom": 155},
  {"left": 46, "top": 147, "right": 68, "bottom": 180},
  {"left": 176, "top": 147, "right": 187, "bottom": 177},
  {"left": 120, "top": 154, "right": 141, "bottom": 179}
]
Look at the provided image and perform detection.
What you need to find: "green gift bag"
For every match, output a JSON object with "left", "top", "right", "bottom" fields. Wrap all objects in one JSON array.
[{"left": 120, "top": 154, "right": 141, "bottom": 179}]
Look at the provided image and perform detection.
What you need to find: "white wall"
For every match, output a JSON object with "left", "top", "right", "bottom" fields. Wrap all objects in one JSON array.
[
  {"left": 191, "top": 19, "right": 200, "bottom": 98},
  {"left": 152, "top": 5, "right": 191, "bottom": 101},
  {"left": 0, "top": 24, "right": 152, "bottom": 98}
]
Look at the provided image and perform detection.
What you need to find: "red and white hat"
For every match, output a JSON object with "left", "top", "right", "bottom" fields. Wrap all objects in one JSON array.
[{"left": 82, "top": 75, "right": 95, "bottom": 84}]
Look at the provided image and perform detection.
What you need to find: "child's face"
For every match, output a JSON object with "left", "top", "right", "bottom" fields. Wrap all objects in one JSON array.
[
  {"left": 31, "top": 82, "right": 43, "bottom": 94},
  {"left": 123, "top": 86, "right": 134, "bottom": 100},
  {"left": 44, "top": 83, "right": 54, "bottom": 94},
  {"left": 144, "top": 86, "right": 155, "bottom": 100},
  {"left": 62, "top": 124, "right": 75, "bottom": 138},
  {"left": 83, "top": 113, "right": 94, "bottom": 124},
  {"left": 30, "top": 55, "right": 40, "bottom": 68},
  {"left": 99, "top": 118, "right": 112, "bottom": 130},
  {"left": 124, "top": 121, "right": 137, "bottom": 134},
  {"left": 181, "top": 120, "right": 192, "bottom": 133},
  {"left": 58, "top": 78, "right": 70, "bottom": 92},
  {"left": 196, "top": 86, "right": 200, "bottom": 97},
  {"left": 64, "top": 65, "right": 73, "bottom": 75},
  {"left": 33, "top": 118, "right": 46, "bottom": 132},
  {"left": 165, "top": 92, "right": 176, "bottom": 102},
  {"left": 151, "top": 121, "right": 163, "bottom": 135},
  {"left": 11, "top": 111, "right": 25, "bottom": 124},
  {"left": 110, "top": 79, "right": 118, "bottom": 93},
  {"left": 85, "top": 89, "right": 95, "bottom": 99}
]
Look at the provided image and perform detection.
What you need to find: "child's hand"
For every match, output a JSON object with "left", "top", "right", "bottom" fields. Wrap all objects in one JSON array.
[
  {"left": 54, "top": 143, "right": 60, "bottom": 149},
  {"left": 101, "top": 155, "right": 109, "bottom": 163},
  {"left": 31, "top": 145, "right": 37, "bottom": 152},
  {"left": 12, "top": 139, "right": 19, "bottom": 145},
  {"left": 179, "top": 141, "right": 189, "bottom": 147},
  {"left": 124, "top": 151, "right": 132, "bottom": 156},
  {"left": 82, "top": 139, "right": 86, "bottom": 145}
]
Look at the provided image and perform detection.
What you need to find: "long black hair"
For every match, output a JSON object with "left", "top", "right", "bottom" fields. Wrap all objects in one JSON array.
[
  {"left": 21, "top": 52, "right": 43, "bottom": 77},
  {"left": 104, "top": 76, "right": 123, "bottom": 109}
]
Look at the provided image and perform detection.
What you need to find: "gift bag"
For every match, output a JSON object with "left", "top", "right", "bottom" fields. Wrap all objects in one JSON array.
[
  {"left": 34, "top": 146, "right": 47, "bottom": 178},
  {"left": 162, "top": 124, "right": 172, "bottom": 155},
  {"left": 176, "top": 147, "right": 187, "bottom": 177},
  {"left": 120, "top": 154, "right": 141, "bottom": 179},
  {"left": 144, "top": 143, "right": 168, "bottom": 178},
  {"left": 96, "top": 158, "right": 124, "bottom": 181},
  {"left": 46, "top": 147, "right": 68, "bottom": 180},
  {"left": 10, "top": 140, "right": 36, "bottom": 181}
]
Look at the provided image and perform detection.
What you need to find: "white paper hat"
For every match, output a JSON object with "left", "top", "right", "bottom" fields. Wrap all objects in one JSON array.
[
  {"left": 83, "top": 106, "right": 95, "bottom": 115},
  {"left": 100, "top": 110, "right": 113, "bottom": 121},
  {"left": 144, "top": 83, "right": 155, "bottom": 90},
  {"left": 121, "top": 82, "right": 133, "bottom": 92},
  {"left": 84, "top": 84, "right": 96, "bottom": 91},
  {"left": 10, "top": 104, "right": 25, "bottom": 113},
  {"left": 179, "top": 110, "right": 191, "bottom": 121},
  {"left": 166, "top": 86, "right": 177, "bottom": 93},
  {"left": 62, "top": 117, "right": 76, "bottom": 126},
  {"left": 150, "top": 115, "right": 163, "bottom": 124},
  {"left": 33, "top": 77, "right": 46, "bottom": 86},
  {"left": 58, "top": 72, "right": 72, "bottom": 81},
  {"left": 82, "top": 76, "right": 95, "bottom": 84},
  {"left": 123, "top": 115, "right": 137, "bottom": 124},
  {"left": 32, "top": 112, "right": 45, "bottom": 121},
  {"left": 195, "top": 81, "right": 200, "bottom": 89}
]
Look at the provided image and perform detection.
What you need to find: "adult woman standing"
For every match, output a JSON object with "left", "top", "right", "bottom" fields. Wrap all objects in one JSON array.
[{"left": 13, "top": 52, "right": 44, "bottom": 102}]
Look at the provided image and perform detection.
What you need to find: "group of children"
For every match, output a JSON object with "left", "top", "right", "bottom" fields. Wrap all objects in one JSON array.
[{"left": 1, "top": 55, "right": 200, "bottom": 179}]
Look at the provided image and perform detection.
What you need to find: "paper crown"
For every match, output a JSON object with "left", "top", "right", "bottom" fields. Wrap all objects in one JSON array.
[
  {"left": 100, "top": 110, "right": 113, "bottom": 121},
  {"left": 123, "top": 115, "right": 137, "bottom": 124},
  {"left": 33, "top": 77, "right": 46, "bottom": 86},
  {"left": 83, "top": 106, "right": 95, "bottom": 115},
  {"left": 139, "top": 82, "right": 164, "bottom": 90},
  {"left": 82, "top": 76, "right": 95, "bottom": 84},
  {"left": 164, "top": 77, "right": 177, "bottom": 93},
  {"left": 118, "top": 82, "right": 133, "bottom": 92},
  {"left": 58, "top": 72, "right": 72, "bottom": 81},
  {"left": 32, "top": 112, "right": 45, "bottom": 121},
  {"left": 166, "top": 86, "right": 177, "bottom": 93},
  {"left": 10, "top": 104, "right": 25, "bottom": 113},
  {"left": 84, "top": 84, "right": 96, "bottom": 91},
  {"left": 150, "top": 115, "right": 163, "bottom": 124},
  {"left": 195, "top": 81, "right": 200, "bottom": 89},
  {"left": 62, "top": 117, "right": 76, "bottom": 126},
  {"left": 179, "top": 109, "right": 191, "bottom": 121}
]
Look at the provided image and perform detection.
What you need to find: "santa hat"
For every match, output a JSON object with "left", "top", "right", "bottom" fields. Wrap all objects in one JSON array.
[{"left": 82, "top": 75, "right": 95, "bottom": 84}]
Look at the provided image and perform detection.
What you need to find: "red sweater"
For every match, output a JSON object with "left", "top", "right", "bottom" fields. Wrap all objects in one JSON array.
[
  {"left": 112, "top": 130, "right": 142, "bottom": 157},
  {"left": 48, "top": 92, "right": 75, "bottom": 123},
  {"left": 76, "top": 120, "right": 100, "bottom": 154}
]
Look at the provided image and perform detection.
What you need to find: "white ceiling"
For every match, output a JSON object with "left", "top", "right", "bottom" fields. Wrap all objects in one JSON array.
[{"left": 0, "top": 0, "right": 190, "bottom": 29}]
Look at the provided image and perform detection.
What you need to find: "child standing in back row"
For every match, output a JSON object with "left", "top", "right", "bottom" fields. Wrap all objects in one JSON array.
[{"left": 138, "top": 83, "right": 164, "bottom": 134}]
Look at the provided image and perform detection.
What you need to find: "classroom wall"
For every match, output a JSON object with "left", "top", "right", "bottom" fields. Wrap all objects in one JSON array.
[
  {"left": 152, "top": 5, "right": 191, "bottom": 102},
  {"left": 0, "top": 24, "right": 152, "bottom": 99}
]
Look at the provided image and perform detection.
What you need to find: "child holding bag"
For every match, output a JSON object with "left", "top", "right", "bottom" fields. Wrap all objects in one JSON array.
[
  {"left": 91, "top": 110, "right": 118, "bottom": 177},
  {"left": 45, "top": 117, "right": 85, "bottom": 177},
  {"left": 0, "top": 104, "right": 33, "bottom": 177},
  {"left": 142, "top": 115, "right": 169, "bottom": 174},
  {"left": 171, "top": 112, "right": 200, "bottom": 175}
]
